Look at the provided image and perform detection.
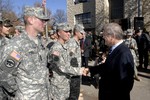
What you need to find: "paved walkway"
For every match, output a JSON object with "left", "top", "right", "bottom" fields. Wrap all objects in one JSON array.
[{"left": 79, "top": 61, "right": 150, "bottom": 100}]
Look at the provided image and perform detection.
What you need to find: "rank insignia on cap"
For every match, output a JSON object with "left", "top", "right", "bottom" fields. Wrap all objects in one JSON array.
[{"left": 10, "top": 50, "right": 21, "bottom": 61}]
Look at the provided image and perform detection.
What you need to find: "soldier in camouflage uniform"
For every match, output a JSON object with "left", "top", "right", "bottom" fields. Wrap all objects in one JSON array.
[
  {"left": 0, "top": 19, "right": 14, "bottom": 99},
  {"left": 48, "top": 23, "right": 82, "bottom": 100},
  {"left": 124, "top": 29, "right": 141, "bottom": 81},
  {"left": 67, "top": 24, "right": 85, "bottom": 100},
  {"left": 0, "top": 19, "right": 13, "bottom": 48},
  {"left": 0, "top": 6, "right": 51, "bottom": 100},
  {"left": 14, "top": 25, "right": 25, "bottom": 37},
  {"left": 46, "top": 29, "right": 58, "bottom": 49}
]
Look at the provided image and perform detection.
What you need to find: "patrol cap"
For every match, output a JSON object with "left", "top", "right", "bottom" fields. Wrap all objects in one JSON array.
[
  {"left": 24, "top": 6, "right": 49, "bottom": 21},
  {"left": 74, "top": 24, "right": 85, "bottom": 34},
  {"left": 56, "top": 23, "right": 72, "bottom": 32},
  {"left": 126, "top": 29, "right": 134, "bottom": 35},
  {"left": 3, "top": 19, "right": 13, "bottom": 27}
]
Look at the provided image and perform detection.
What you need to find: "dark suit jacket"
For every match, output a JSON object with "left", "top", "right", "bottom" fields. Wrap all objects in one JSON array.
[
  {"left": 83, "top": 37, "right": 92, "bottom": 57},
  {"left": 90, "top": 42, "right": 134, "bottom": 100}
]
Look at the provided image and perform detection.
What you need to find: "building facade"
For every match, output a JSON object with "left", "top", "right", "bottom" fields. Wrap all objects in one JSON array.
[
  {"left": 67, "top": 0, "right": 108, "bottom": 34},
  {"left": 67, "top": 0, "right": 150, "bottom": 34}
]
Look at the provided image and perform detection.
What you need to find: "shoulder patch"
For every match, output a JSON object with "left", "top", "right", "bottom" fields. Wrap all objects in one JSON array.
[
  {"left": 10, "top": 50, "right": 21, "bottom": 61},
  {"left": 5, "top": 59, "right": 15, "bottom": 68},
  {"left": 51, "top": 51, "right": 60, "bottom": 62},
  {"left": 0, "top": 50, "right": 22, "bottom": 72},
  {"left": 52, "top": 51, "right": 60, "bottom": 56}
]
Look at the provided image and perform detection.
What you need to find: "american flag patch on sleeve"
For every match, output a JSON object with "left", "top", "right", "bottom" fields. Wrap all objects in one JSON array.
[{"left": 10, "top": 50, "right": 21, "bottom": 61}]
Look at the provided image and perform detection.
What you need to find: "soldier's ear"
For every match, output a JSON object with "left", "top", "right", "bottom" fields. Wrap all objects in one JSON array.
[
  {"left": 57, "top": 31, "right": 60, "bottom": 37},
  {"left": 27, "top": 16, "right": 34, "bottom": 25}
]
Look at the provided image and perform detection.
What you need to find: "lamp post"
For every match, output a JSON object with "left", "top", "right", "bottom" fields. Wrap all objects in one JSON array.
[
  {"left": 42, "top": 0, "right": 48, "bottom": 40},
  {"left": 138, "top": 0, "right": 141, "bottom": 17}
]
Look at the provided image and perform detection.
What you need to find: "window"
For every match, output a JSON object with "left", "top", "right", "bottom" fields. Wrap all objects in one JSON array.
[
  {"left": 75, "top": 12, "right": 91, "bottom": 24},
  {"left": 74, "top": 0, "right": 90, "bottom": 4},
  {"left": 110, "top": 0, "right": 124, "bottom": 19}
]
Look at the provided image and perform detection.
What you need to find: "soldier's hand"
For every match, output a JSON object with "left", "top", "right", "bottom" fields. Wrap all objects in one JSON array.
[{"left": 82, "top": 68, "right": 89, "bottom": 76}]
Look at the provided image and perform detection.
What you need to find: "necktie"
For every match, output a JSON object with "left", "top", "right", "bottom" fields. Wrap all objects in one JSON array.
[
  {"left": 81, "top": 39, "right": 84, "bottom": 49},
  {"left": 108, "top": 48, "right": 112, "bottom": 55}
]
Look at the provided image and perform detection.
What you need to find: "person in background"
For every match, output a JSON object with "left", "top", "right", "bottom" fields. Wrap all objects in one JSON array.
[
  {"left": 0, "top": 19, "right": 13, "bottom": 48},
  {"left": 67, "top": 24, "right": 85, "bottom": 100},
  {"left": 46, "top": 29, "right": 58, "bottom": 78},
  {"left": 134, "top": 28, "right": 150, "bottom": 69},
  {"left": 14, "top": 25, "right": 24, "bottom": 37},
  {"left": 48, "top": 30, "right": 58, "bottom": 41},
  {"left": 124, "top": 29, "right": 141, "bottom": 81},
  {"left": 87, "top": 31, "right": 94, "bottom": 60},
  {"left": 80, "top": 31, "right": 92, "bottom": 68},
  {"left": 98, "top": 32, "right": 108, "bottom": 53},
  {"left": 0, "top": 6, "right": 50, "bottom": 99},
  {"left": 46, "top": 29, "right": 58, "bottom": 49},
  {"left": 85, "top": 23, "right": 134, "bottom": 100}
]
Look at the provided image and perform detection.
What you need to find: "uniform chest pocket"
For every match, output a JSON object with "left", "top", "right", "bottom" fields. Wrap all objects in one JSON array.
[
  {"left": 24, "top": 50, "right": 39, "bottom": 63},
  {"left": 22, "top": 50, "right": 40, "bottom": 73}
]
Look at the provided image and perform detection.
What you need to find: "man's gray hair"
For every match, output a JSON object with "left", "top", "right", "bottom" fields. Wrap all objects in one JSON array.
[{"left": 103, "top": 23, "right": 124, "bottom": 40}]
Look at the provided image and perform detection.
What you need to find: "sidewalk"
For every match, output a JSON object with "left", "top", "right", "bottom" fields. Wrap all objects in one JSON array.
[
  {"left": 79, "top": 61, "right": 150, "bottom": 100},
  {"left": 131, "top": 66, "right": 150, "bottom": 100}
]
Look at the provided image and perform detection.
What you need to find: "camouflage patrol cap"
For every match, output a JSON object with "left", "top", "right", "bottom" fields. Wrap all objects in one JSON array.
[
  {"left": 56, "top": 23, "right": 72, "bottom": 32},
  {"left": 24, "top": 6, "right": 49, "bottom": 21},
  {"left": 126, "top": 29, "right": 134, "bottom": 35},
  {"left": 74, "top": 24, "right": 85, "bottom": 34}
]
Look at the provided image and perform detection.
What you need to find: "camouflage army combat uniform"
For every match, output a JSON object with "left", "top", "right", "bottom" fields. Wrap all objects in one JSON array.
[
  {"left": 0, "top": 36, "right": 11, "bottom": 48},
  {"left": 67, "top": 37, "right": 82, "bottom": 100},
  {"left": 67, "top": 24, "right": 85, "bottom": 100},
  {"left": 0, "top": 19, "right": 14, "bottom": 100},
  {"left": 0, "top": 31, "right": 50, "bottom": 100},
  {"left": 124, "top": 29, "right": 140, "bottom": 80},
  {"left": 48, "top": 41, "right": 79, "bottom": 100}
]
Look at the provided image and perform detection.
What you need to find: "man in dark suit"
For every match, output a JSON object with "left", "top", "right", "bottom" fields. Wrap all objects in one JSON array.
[
  {"left": 87, "top": 23, "right": 134, "bottom": 100},
  {"left": 134, "top": 29, "right": 150, "bottom": 69},
  {"left": 81, "top": 32, "right": 92, "bottom": 68}
]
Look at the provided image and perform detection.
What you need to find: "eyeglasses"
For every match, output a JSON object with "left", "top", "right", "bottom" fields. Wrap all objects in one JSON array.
[{"left": 64, "top": 30, "right": 72, "bottom": 33}]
